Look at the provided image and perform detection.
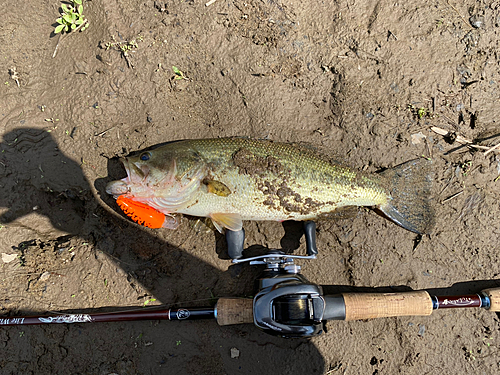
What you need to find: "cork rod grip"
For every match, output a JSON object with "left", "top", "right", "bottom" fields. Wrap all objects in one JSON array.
[
  {"left": 342, "top": 291, "right": 433, "bottom": 321},
  {"left": 482, "top": 288, "right": 500, "bottom": 312},
  {"left": 215, "top": 298, "right": 254, "bottom": 326}
]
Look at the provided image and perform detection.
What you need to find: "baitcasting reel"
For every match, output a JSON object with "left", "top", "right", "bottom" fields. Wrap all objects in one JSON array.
[{"left": 224, "top": 221, "right": 343, "bottom": 338}]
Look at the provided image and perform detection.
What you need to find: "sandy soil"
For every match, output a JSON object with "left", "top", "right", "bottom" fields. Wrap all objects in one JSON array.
[{"left": 1, "top": 0, "right": 500, "bottom": 373}]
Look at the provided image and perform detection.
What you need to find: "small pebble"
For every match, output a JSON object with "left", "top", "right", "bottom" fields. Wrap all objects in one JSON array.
[
  {"left": 39, "top": 271, "right": 51, "bottom": 282},
  {"left": 418, "top": 324, "right": 426, "bottom": 337},
  {"left": 230, "top": 347, "right": 240, "bottom": 359},
  {"left": 1, "top": 253, "right": 17, "bottom": 263},
  {"left": 411, "top": 132, "right": 426, "bottom": 145},
  {"left": 469, "top": 15, "right": 485, "bottom": 29}
]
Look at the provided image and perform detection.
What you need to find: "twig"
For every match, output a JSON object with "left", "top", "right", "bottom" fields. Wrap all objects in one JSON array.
[
  {"left": 94, "top": 126, "right": 115, "bottom": 137},
  {"left": 387, "top": 30, "right": 398, "bottom": 41},
  {"left": 484, "top": 142, "right": 500, "bottom": 156},
  {"left": 441, "top": 190, "right": 463, "bottom": 204},
  {"left": 441, "top": 114, "right": 460, "bottom": 131},
  {"left": 52, "top": 33, "right": 63, "bottom": 58},
  {"left": 445, "top": 0, "right": 473, "bottom": 30},
  {"left": 123, "top": 53, "right": 134, "bottom": 69},
  {"left": 8, "top": 68, "right": 20, "bottom": 87},
  {"left": 430, "top": 126, "right": 491, "bottom": 151},
  {"left": 206, "top": 0, "right": 217, "bottom": 6},
  {"left": 52, "top": 19, "right": 89, "bottom": 58}
]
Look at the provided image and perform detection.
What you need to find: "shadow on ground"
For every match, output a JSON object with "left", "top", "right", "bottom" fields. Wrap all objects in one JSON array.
[{"left": 0, "top": 128, "right": 325, "bottom": 374}]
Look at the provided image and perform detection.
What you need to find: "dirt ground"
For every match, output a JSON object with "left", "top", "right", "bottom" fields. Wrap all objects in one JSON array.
[{"left": 1, "top": 0, "right": 500, "bottom": 373}]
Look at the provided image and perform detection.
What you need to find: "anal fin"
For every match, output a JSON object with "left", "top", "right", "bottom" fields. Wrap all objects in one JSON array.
[{"left": 210, "top": 213, "right": 243, "bottom": 232}]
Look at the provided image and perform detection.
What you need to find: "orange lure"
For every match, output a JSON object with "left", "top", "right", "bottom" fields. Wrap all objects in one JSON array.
[{"left": 116, "top": 195, "right": 166, "bottom": 228}]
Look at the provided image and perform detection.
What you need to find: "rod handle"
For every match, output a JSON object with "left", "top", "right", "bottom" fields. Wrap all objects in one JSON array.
[
  {"left": 482, "top": 288, "right": 500, "bottom": 311},
  {"left": 216, "top": 298, "right": 254, "bottom": 326},
  {"left": 342, "top": 291, "right": 433, "bottom": 321}
]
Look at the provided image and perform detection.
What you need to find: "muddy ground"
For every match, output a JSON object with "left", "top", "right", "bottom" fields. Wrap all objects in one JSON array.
[{"left": 1, "top": 0, "right": 500, "bottom": 374}]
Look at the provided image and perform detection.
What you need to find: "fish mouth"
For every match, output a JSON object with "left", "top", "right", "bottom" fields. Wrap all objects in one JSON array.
[
  {"left": 106, "top": 179, "right": 129, "bottom": 196},
  {"left": 121, "top": 157, "right": 134, "bottom": 184},
  {"left": 105, "top": 158, "right": 150, "bottom": 197},
  {"left": 124, "top": 157, "right": 150, "bottom": 182}
]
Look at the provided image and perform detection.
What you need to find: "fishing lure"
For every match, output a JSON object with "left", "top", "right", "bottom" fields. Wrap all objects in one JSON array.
[{"left": 116, "top": 195, "right": 167, "bottom": 228}]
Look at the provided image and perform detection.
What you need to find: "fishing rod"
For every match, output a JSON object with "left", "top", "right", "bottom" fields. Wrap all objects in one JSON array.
[
  {"left": 1, "top": 250, "right": 499, "bottom": 337},
  {"left": 1, "top": 222, "right": 499, "bottom": 337}
]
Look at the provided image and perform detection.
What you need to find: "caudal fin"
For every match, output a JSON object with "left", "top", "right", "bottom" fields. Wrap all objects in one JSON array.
[{"left": 378, "top": 159, "right": 435, "bottom": 234}]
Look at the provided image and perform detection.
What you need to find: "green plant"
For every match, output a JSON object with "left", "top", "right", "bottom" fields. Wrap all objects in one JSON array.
[
  {"left": 143, "top": 298, "right": 156, "bottom": 307},
  {"left": 172, "top": 66, "right": 188, "bottom": 80},
  {"left": 103, "top": 35, "right": 143, "bottom": 68},
  {"left": 460, "top": 160, "right": 472, "bottom": 176},
  {"left": 407, "top": 104, "right": 431, "bottom": 120},
  {"left": 55, "top": 0, "right": 89, "bottom": 34},
  {"left": 417, "top": 107, "right": 427, "bottom": 119},
  {"left": 104, "top": 36, "right": 143, "bottom": 54}
]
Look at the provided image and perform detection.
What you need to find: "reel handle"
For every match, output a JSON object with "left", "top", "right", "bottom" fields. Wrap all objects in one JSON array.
[
  {"left": 337, "top": 287, "right": 500, "bottom": 321},
  {"left": 215, "top": 298, "right": 253, "bottom": 326},
  {"left": 340, "top": 291, "right": 433, "bottom": 321}
]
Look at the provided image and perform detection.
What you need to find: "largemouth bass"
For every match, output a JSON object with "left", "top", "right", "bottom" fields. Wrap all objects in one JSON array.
[{"left": 106, "top": 138, "right": 434, "bottom": 234}]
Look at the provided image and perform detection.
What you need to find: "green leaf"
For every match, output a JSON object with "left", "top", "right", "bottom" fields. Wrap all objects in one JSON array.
[
  {"left": 74, "top": 0, "right": 82, "bottom": 4},
  {"left": 63, "top": 14, "right": 73, "bottom": 23},
  {"left": 61, "top": 4, "right": 69, "bottom": 12},
  {"left": 56, "top": 17, "right": 64, "bottom": 24},
  {"left": 55, "top": 24, "right": 65, "bottom": 34},
  {"left": 71, "top": 23, "right": 76, "bottom": 29},
  {"left": 172, "top": 66, "right": 182, "bottom": 75},
  {"left": 75, "top": 19, "right": 82, "bottom": 25},
  {"left": 78, "top": 5, "right": 83, "bottom": 14}
]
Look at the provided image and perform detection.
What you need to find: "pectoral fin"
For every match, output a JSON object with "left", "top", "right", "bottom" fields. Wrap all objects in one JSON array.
[
  {"left": 210, "top": 213, "right": 243, "bottom": 232},
  {"left": 204, "top": 180, "right": 231, "bottom": 197}
]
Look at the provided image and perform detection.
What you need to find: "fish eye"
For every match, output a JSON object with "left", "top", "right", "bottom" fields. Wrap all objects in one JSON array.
[{"left": 140, "top": 152, "right": 151, "bottom": 161}]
